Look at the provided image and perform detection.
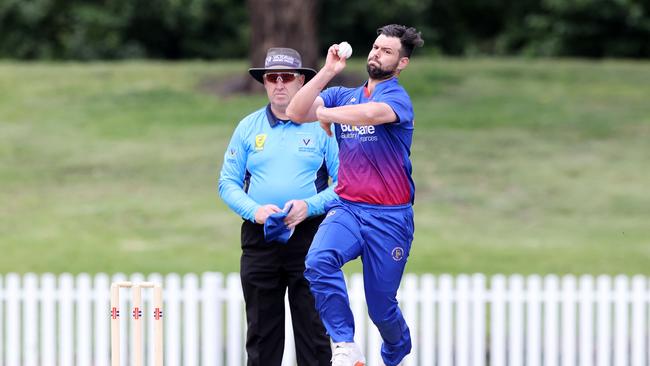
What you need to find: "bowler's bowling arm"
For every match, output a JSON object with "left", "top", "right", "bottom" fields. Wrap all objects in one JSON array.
[{"left": 287, "top": 68, "right": 336, "bottom": 122}]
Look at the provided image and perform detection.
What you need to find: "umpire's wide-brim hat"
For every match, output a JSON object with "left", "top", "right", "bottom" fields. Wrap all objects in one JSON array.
[{"left": 249, "top": 47, "right": 317, "bottom": 84}]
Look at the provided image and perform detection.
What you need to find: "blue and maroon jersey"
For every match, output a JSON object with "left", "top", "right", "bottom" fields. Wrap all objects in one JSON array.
[{"left": 320, "top": 77, "right": 415, "bottom": 205}]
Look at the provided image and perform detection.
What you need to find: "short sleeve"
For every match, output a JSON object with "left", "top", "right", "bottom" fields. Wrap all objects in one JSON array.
[
  {"left": 376, "top": 87, "right": 414, "bottom": 125},
  {"left": 320, "top": 86, "right": 343, "bottom": 108}
]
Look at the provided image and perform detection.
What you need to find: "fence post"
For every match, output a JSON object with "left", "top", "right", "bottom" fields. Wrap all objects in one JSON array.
[
  {"left": 0, "top": 274, "right": 3, "bottom": 365},
  {"left": 202, "top": 272, "right": 223, "bottom": 366},
  {"left": 59, "top": 273, "right": 74, "bottom": 366},
  {"left": 544, "top": 275, "right": 559, "bottom": 366},
  {"left": 613, "top": 275, "right": 628, "bottom": 366},
  {"left": 561, "top": 275, "right": 577, "bottom": 366},
  {"left": 41, "top": 273, "right": 57, "bottom": 366},
  {"left": 455, "top": 274, "right": 469, "bottom": 366},
  {"left": 6, "top": 273, "right": 20, "bottom": 366},
  {"left": 509, "top": 274, "right": 524, "bottom": 366},
  {"left": 578, "top": 275, "right": 594, "bottom": 366},
  {"left": 165, "top": 273, "right": 182, "bottom": 366},
  {"left": 226, "top": 273, "right": 243, "bottom": 366},
  {"left": 23, "top": 273, "right": 38, "bottom": 366},
  {"left": 77, "top": 273, "right": 92, "bottom": 366},
  {"left": 438, "top": 274, "right": 453, "bottom": 366},
  {"left": 631, "top": 275, "right": 646, "bottom": 366},
  {"left": 95, "top": 273, "right": 110, "bottom": 366},
  {"left": 527, "top": 275, "right": 542, "bottom": 366},
  {"left": 471, "top": 274, "right": 486, "bottom": 366},
  {"left": 490, "top": 274, "right": 506, "bottom": 366},
  {"left": 184, "top": 273, "right": 200, "bottom": 366},
  {"left": 596, "top": 275, "right": 611, "bottom": 366},
  {"left": 420, "top": 274, "right": 435, "bottom": 366}
]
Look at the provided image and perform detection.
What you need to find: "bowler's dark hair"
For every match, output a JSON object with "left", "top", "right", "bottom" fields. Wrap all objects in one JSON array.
[{"left": 377, "top": 24, "right": 424, "bottom": 58}]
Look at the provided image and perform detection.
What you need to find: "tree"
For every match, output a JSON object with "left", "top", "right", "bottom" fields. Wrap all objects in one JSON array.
[{"left": 245, "top": 0, "right": 318, "bottom": 91}]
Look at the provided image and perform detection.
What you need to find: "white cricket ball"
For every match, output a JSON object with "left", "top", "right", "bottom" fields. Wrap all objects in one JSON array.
[{"left": 337, "top": 41, "right": 353, "bottom": 59}]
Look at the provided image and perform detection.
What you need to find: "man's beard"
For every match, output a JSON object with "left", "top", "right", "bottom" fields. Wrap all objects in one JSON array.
[{"left": 366, "top": 59, "right": 397, "bottom": 80}]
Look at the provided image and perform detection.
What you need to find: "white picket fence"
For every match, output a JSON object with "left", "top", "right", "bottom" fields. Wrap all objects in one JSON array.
[{"left": 1, "top": 273, "right": 649, "bottom": 366}]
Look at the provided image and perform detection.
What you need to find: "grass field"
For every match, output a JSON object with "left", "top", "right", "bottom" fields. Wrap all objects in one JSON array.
[{"left": 1, "top": 58, "right": 648, "bottom": 275}]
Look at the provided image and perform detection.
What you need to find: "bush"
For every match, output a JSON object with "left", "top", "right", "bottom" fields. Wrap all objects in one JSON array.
[{"left": 1, "top": 0, "right": 649, "bottom": 59}]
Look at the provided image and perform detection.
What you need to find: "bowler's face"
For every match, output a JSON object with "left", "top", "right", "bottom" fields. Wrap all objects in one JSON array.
[
  {"left": 263, "top": 72, "right": 305, "bottom": 110},
  {"left": 367, "top": 34, "right": 407, "bottom": 79}
]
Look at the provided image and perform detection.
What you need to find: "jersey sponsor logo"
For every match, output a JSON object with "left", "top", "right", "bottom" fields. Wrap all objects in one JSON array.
[
  {"left": 255, "top": 134, "right": 267, "bottom": 151},
  {"left": 341, "top": 124, "right": 375, "bottom": 134},
  {"left": 340, "top": 124, "right": 378, "bottom": 142},
  {"left": 326, "top": 209, "right": 336, "bottom": 217},
  {"left": 391, "top": 247, "right": 405, "bottom": 261}
]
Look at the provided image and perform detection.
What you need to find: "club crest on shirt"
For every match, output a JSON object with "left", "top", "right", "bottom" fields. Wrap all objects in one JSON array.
[
  {"left": 226, "top": 147, "right": 237, "bottom": 162},
  {"left": 391, "top": 247, "right": 405, "bottom": 261},
  {"left": 255, "top": 134, "right": 267, "bottom": 151},
  {"left": 297, "top": 133, "right": 316, "bottom": 153}
]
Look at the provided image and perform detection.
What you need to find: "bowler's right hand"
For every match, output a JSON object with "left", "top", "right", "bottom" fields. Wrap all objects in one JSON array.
[
  {"left": 324, "top": 44, "right": 347, "bottom": 75},
  {"left": 254, "top": 204, "right": 282, "bottom": 224}
]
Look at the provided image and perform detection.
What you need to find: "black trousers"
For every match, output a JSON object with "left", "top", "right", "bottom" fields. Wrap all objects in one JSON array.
[{"left": 240, "top": 216, "right": 331, "bottom": 366}]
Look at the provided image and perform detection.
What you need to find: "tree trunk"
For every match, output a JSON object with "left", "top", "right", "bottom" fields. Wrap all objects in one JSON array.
[{"left": 245, "top": 0, "right": 318, "bottom": 92}]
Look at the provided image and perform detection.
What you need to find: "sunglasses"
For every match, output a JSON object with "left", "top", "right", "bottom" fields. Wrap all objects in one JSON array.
[{"left": 263, "top": 72, "right": 301, "bottom": 83}]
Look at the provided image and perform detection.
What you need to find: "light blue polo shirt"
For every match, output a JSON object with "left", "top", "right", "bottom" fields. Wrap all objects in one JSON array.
[{"left": 219, "top": 105, "right": 339, "bottom": 222}]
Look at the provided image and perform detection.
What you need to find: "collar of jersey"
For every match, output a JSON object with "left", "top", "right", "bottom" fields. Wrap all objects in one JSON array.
[
  {"left": 363, "top": 76, "right": 398, "bottom": 99},
  {"left": 265, "top": 104, "right": 295, "bottom": 127}
]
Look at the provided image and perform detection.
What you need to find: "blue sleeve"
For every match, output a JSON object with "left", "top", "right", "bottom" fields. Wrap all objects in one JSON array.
[
  {"left": 218, "top": 122, "right": 260, "bottom": 222},
  {"left": 320, "top": 87, "right": 343, "bottom": 108},
  {"left": 377, "top": 88, "right": 414, "bottom": 125},
  {"left": 304, "top": 130, "right": 339, "bottom": 216}
]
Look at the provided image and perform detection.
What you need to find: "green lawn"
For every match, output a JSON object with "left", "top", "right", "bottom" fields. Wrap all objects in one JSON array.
[{"left": 1, "top": 58, "right": 648, "bottom": 275}]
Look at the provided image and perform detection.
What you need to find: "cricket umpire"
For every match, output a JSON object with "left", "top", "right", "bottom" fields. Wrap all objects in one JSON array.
[{"left": 219, "top": 47, "right": 338, "bottom": 366}]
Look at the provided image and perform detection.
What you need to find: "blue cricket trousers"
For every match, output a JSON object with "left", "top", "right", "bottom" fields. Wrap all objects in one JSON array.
[{"left": 304, "top": 198, "right": 414, "bottom": 366}]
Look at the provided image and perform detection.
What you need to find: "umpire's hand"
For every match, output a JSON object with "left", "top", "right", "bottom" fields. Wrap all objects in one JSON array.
[
  {"left": 254, "top": 204, "right": 281, "bottom": 224},
  {"left": 283, "top": 200, "right": 308, "bottom": 229}
]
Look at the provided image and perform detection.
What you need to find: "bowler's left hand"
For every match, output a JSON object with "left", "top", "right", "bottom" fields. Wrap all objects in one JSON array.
[
  {"left": 316, "top": 106, "right": 333, "bottom": 136},
  {"left": 283, "top": 200, "right": 308, "bottom": 229}
]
